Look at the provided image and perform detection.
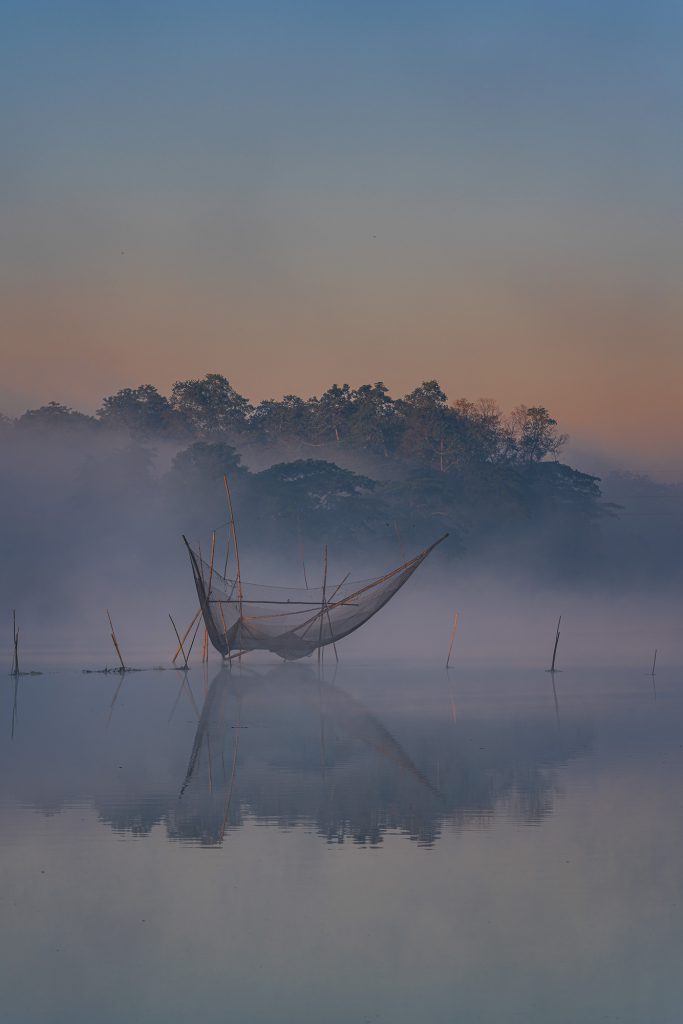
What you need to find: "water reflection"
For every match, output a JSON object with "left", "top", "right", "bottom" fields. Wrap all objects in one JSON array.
[{"left": 3, "top": 664, "right": 592, "bottom": 847}]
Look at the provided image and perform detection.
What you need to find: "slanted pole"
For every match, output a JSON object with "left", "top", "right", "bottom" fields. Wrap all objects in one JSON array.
[
  {"left": 169, "top": 614, "right": 189, "bottom": 669},
  {"left": 172, "top": 609, "right": 200, "bottom": 664},
  {"left": 446, "top": 610, "right": 459, "bottom": 669},
  {"left": 106, "top": 610, "right": 126, "bottom": 672},
  {"left": 651, "top": 649, "right": 658, "bottom": 676},
  {"left": 549, "top": 615, "right": 561, "bottom": 673}
]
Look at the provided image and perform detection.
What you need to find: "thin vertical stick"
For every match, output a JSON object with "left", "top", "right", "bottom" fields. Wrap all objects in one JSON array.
[
  {"left": 11, "top": 610, "right": 19, "bottom": 676},
  {"left": 208, "top": 530, "right": 216, "bottom": 597},
  {"left": 651, "top": 648, "right": 658, "bottom": 676},
  {"left": 202, "top": 528, "right": 217, "bottom": 665},
  {"left": 324, "top": 599, "right": 339, "bottom": 662},
  {"left": 169, "top": 614, "right": 189, "bottom": 669},
  {"left": 549, "top": 615, "right": 561, "bottom": 672},
  {"left": 317, "top": 545, "right": 328, "bottom": 666},
  {"left": 446, "top": 610, "right": 459, "bottom": 669},
  {"left": 224, "top": 474, "right": 243, "bottom": 664},
  {"left": 223, "top": 475, "right": 243, "bottom": 611},
  {"left": 222, "top": 521, "right": 232, "bottom": 578},
  {"left": 106, "top": 610, "right": 126, "bottom": 671}
]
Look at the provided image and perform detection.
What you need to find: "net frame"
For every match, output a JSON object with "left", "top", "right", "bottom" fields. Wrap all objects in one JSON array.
[{"left": 183, "top": 533, "right": 447, "bottom": 661}]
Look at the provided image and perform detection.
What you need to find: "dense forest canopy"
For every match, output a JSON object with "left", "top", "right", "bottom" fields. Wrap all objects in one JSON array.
[
  {"left": 10, "top": 375, "right": 569, "bottom": 470},
  {"left": 2, "top": 374, "right": 680, "bottom": 608}
]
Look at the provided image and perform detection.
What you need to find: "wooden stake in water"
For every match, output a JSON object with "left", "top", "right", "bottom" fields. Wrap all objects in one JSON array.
[
  {"left": 549, "top": 615, "right": 561, "bottom": 673},
  {"left": 651, "top": 649, "right": 658, "bottom": 676},
  {"left": 11, "top": 609, "right": 19, "bottom": 676},
  {"left": 106, "top": 609, "right": 126, "bottom": 672},
  {"left": 446, "top": 610, "right": 459, "bottom": 669}
]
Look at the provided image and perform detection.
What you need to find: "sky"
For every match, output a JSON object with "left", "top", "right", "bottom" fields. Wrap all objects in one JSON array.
[{"left": 1, "top": 0, "right": 682, "bottom": 476}]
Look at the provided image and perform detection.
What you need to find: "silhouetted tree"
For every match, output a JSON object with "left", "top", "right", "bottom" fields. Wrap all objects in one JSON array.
[
  {"left": 97, "top": 385, "right": 179, "bottom": 438},
  {"left": 170, "top": 374, "right": 252, "bottom": 436},
  {"left": 509, "top": 406, "right": 567, "bottom": 464},
  {"left": 251, "top": 395, "right": 314, "bottom": 441},
  {"left": 17, "top": 402, "right": 98, "bottom": 433}
]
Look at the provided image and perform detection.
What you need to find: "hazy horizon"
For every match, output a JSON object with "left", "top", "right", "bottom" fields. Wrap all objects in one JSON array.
[{"left": 2, "top": 1, "right": 683, "bottom": 479}]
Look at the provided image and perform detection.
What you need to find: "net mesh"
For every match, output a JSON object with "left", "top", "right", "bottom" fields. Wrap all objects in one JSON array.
[{"left": 185, "top": 534, "right": 446, "bottom": 660}]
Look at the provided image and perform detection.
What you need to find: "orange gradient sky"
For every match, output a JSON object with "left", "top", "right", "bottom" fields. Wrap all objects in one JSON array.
[{"left": 2, "top": 1, "right": 682, "bottom": 477}]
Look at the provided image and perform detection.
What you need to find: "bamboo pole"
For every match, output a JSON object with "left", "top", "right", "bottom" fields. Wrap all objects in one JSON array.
[
  {"left": 223, "top": 475, "right": 243, "bottom": 612},
  {"left": 549, "top": 615, "right": 561, "bottom": 673},
  {"left": 169, "top": 614, "right": 189, "bottom": 669},
  {"left": 208, "top": 530, "right": 216, "bottom": 597},
  {"left": 11, "top": 610, "right": 19, "bottom": 676},
  {"left": 651, "top": 649, "right": 658, "bottom": 676},
  {"left": 223, "top": 473, "right": 243, "bottom": 661},
  {"left": 172, "top": 609, "right": 200, "bottom": 664},
  {"left": 446, "top": 610, "right": 459, "bottom": 669},
  {"left": 106, "top": 610, "right": 126, "bottom": 671},
  {"left": 317, "top": 545, "right": 328, "bottom": 666},
  {"left": 186, "top": 616, "right": 202, "bottom": 660}
]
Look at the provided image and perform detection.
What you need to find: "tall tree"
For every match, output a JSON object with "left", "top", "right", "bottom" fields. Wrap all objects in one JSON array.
[
  {"left": 97, "top": 385, "right": 177, "bottom": 438},
  {"left": 509, "top": 406, "right": 567, "bottom": 464},
  {"left": 170, "top": 374, "right": 252, "bottom": 436}
]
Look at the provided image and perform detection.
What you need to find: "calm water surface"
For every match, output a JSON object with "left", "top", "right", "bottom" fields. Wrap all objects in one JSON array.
[{"left": 2, "top": 662, "right": 682, "bottom": 1023}]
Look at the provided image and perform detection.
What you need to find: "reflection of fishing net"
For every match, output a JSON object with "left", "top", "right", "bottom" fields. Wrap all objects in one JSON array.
[{"left": 185, "top": 535, "right": 446, "bottom": 660}]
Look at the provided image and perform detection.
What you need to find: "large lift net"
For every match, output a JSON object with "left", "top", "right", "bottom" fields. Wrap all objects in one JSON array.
[{"left": 184, "top": 533, "right": 447, "bottom": 661}]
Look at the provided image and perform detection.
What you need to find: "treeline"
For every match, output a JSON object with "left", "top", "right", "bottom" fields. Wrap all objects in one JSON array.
[
  {"left": 5, "top": 375, "right": 568, "bottom": 470},
  {"left": 1, "top": 374, "right": 609, "bottom": 579}
]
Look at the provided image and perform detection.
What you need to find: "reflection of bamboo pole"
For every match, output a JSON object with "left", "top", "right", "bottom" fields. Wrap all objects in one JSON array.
[
  {"left": 169, "top": 614, "right": 188, "bottom": 669},
  {"left": 172, "top": 609, "right": 200, "bottom": 664},
  {"left": 446, "top": 610, "right": 459, "bottom": 668},
  {"left": 106, "top": 610, "right": 126, "bottom": 671}
]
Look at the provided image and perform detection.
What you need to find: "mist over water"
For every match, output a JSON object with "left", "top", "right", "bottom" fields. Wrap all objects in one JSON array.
[
  {"left": 1, "top": 421, "right": 681, "bottom": 670},
  {"left": 2, "top": 417, "right": 683, "bottom": 1024}
]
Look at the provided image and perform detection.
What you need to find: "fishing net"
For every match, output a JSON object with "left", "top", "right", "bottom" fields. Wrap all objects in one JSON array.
[{"left": 184, "top": 534, "right": 446, "bottom": 660}]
